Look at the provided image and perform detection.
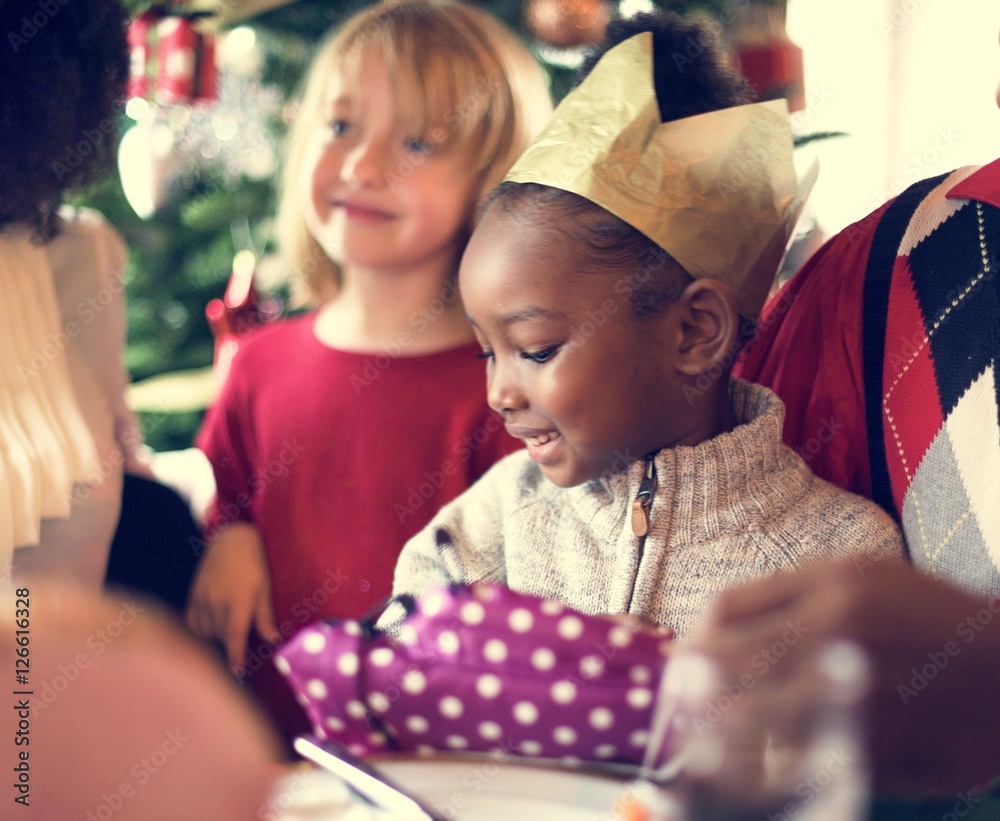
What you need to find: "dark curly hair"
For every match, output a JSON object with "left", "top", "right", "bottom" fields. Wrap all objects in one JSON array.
[
  {"left": 576, "top": 11, "right": 751, "bottom": 120},
  {"left": 0, "top": 0, "right": 129, "bottom": 241},
  {"left": 485, "top": 11, "right": 754, "bottom": 322}
]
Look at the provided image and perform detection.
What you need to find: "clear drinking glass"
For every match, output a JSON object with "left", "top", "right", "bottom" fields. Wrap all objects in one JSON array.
[{"left": 636, "top": 641, "right": 871, "bottom": 821}]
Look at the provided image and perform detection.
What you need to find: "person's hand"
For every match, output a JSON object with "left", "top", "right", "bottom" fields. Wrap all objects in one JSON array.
[
  {"left": 185, "top": 522, "right": 281, "bottom": 673},
  {"left": 688, "top": 557, "right": 1000, "bottom": 796}
]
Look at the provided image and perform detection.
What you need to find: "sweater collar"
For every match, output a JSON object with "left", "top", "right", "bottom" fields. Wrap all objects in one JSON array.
[
  {"left": 600, "top": 378, "right": 811, "bottom": 543},
  {"left": 946, "top": 158, "right": 1000, "bottom": 211}
]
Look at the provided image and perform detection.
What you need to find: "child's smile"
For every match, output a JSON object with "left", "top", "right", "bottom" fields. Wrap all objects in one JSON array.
[
  {"left": 505, "top": 424, "right": 562, "bottom": 465},
  {"left": 329, "top": 196, "right": 397, "bottom": 223},
  {"left": 299, "top": 48, "right": 479, "bottom": 278},
  {"left": 460, "top": 210, "right": 701, "bottom": 488}
]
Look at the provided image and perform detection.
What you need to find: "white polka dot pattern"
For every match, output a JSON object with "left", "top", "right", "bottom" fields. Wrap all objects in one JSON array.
[
  {"left": 367, "top": 692, "right": 390, "bottom": 713},
  {"left": 629, "top": 665, "right": 652, "bottom": 685},
  {"left": 479, "top": 721, "right": 502, "bottom": 740},
  {"left": 476, "top": 674, "right": 503, "bottom": 698},
  {"left": 580, "top": 655, "right": 604, "bottom": 679},
  {"left": 589, "top": 707, "right": 614, "bottom": 730},
  {"left": 336, "top": 653, "right": 359, "bottom": 676},
  {"left": 483, "top": 639, "right": 507, "bottom": 663},
  {"left": 460, "top": 601, "right": 486, "bottom": 625},
  {"left": 627, "top": 688, "right": 653, "bottom": 709},
  {"left": 558, "top": 616, "right": 584, "bottom": 640},
  {"left": 553, "top": 726, "right": 577, "bottom": 745},
  {"left": 437, "top": 631, "right": 460, "bottom": 654},
  {"left": 508, "top": 608, "right": 534, "bottom": 633},
  {"left": 513, "top": 702, "right": 538, "bottom": 725},
  {"left": 402, "top": 670, "right": 426, "bottom": 694},
  {"left": 369, "top": 648, "right": 394, "bottom": 667},
  {"left": 551, "top": 681, "right": 576, "bottom": 704},
  {"left": 273, "top": 583, "right": 672, "bottom": 769}
]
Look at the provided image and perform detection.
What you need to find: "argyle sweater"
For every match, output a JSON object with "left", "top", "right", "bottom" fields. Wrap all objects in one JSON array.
[
  {"left": 388, "top": 379, "right": 904, "bottom": 639},
  {"left": 863, "top": 167, "right": 1000, "bottom": 591}
]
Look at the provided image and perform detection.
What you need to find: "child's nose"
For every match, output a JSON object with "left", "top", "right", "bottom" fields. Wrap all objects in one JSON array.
[
  {"left": 487, "top": 361, "right": 527, "bottom": 414},
  {"left": 341, "top": 138, "right": 386, "bottom": 187}
]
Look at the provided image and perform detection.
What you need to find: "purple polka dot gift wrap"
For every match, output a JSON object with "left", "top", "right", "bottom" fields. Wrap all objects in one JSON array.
[{"left": 274, "top": 583, "right": 674, "bottom": 766}]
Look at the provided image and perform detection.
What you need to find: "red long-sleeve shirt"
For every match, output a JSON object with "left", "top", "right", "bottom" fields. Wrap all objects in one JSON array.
[{"left": 199, "top": 312, "right": 521, "bottom": 628}]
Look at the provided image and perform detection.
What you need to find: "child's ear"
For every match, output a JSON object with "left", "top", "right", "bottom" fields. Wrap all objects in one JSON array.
[{"left": 673, "top": 279, "right": 739, "bottom": 377}]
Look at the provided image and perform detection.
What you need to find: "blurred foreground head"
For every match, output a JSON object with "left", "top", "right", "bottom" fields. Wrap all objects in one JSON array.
[{"left": 1, "top": 582, "right": 281, "bottom": 819}]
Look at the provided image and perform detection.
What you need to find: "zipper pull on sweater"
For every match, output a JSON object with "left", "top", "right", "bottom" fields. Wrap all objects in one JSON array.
[{"left": 631, "top": 455, "right": 657, "bottom": 537}]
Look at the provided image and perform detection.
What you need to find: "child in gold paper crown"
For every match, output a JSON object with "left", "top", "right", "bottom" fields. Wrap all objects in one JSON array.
[{"left": 386, "top": 13, "right": 905, "bottom": 638}]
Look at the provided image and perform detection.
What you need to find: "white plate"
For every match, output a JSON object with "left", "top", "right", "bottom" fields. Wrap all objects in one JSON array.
[
  {"left": 376, "top": 755, "right": 630, "bottom": 821},
  {"left": 268, "top": 755, "right": 638, "bottom": 821}
]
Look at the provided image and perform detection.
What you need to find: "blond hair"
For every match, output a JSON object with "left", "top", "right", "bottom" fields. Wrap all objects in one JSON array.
[{"left": 276, "top": 0, "right": 553, "bottom": 304}]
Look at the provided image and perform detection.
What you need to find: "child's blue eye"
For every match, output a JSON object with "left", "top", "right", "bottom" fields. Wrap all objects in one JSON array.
[
  {"left": 475, "top": 350, "right": 494, "bottom": 361},
  {"left": 329, "top": 119, "right": 351, "bottom": 136},
  {"left": 403, "top": 138, "right": 434, "bottom": 155},
  {"left": 521, "top": 346, "right": 559, "bottom": 364}
]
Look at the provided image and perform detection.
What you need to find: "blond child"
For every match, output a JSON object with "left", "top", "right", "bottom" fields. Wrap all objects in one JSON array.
[
  {"left": 186, "top": 0, "right": 551, "bottom": 735},
  {"left": 387, "top": 13, "right": 905, "bottom": 638}
]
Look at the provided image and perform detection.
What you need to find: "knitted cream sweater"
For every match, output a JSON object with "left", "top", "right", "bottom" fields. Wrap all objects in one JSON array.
[{"left": 389, "top": 379, "right": 905, "bottom": 638}]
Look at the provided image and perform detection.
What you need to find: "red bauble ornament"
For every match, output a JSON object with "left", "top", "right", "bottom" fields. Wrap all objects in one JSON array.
[{"left": 524, "top": 0, "right": 610, "bottom": 50}]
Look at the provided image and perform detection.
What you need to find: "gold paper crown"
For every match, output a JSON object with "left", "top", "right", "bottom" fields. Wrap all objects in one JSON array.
[{"left": 504, "top": 32, "right": 815, "bottom": 319}]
